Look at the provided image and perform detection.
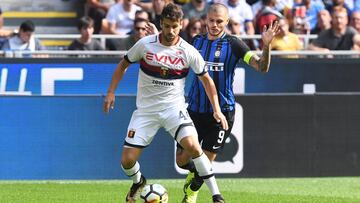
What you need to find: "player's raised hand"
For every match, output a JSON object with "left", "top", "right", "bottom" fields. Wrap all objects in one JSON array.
[
  {"left": 213, "top": 111, "right": 229, "bottom": 131},
  {"left": 145, "top": 22, "right": 159, "bottom": 35},
  {"left": 103, "top": 92, "right": 115, "bottom": 113},
  {"left": 262, "top": 20, "right": 280, "bottom": 46}
]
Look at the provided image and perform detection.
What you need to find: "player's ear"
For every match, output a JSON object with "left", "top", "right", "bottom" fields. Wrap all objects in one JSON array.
[{"left": 179, "top": 20, "right": 183, "bottom": 30}]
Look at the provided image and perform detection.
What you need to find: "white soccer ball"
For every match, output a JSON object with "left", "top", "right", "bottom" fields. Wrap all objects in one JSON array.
[{"left": 140, "top": 184, "right": 168, "bottom": 203}]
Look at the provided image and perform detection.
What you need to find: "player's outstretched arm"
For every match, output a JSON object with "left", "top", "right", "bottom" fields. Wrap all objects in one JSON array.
[
  {"left": 250, "top": 20, "right": 280, "bottom": 73},
  {"left": 198, "top": 73, "right": 229, "bottom": 130},
  {"left": 103, "top": 59, "right": 130, "bottom": 113}
]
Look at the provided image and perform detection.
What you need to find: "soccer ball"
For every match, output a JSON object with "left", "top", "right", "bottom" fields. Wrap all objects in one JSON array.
[{"left": 140, "top": 184, "right": 168, "bottom": 203}]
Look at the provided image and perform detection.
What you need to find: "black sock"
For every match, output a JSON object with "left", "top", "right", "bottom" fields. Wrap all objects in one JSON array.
[
  {"left": 190, "top": 172, "right": 204, "bottom": 191},
  {"left": 180, "top": 161, "right": 204, "bottom": 191}
]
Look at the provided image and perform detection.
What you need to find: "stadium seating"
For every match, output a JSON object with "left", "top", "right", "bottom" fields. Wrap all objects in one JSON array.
[{"left": 1, "top": 0, "right": 84, "bottom": 49}]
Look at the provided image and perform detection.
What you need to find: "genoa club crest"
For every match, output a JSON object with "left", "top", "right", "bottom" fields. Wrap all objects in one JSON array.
[
  {"left": 160, "top": 67, "right": 169, "bottom": 77},
  {"left": 127, "top": 129, "right": 136, "bottom": 138}
]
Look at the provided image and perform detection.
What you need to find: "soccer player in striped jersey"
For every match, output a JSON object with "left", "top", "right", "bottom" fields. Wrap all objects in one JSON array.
[
  {"left": 176, "top": 3, "right": 280, "bottom": 203},
  {"left": 103, "top": 3, "right": 229, "bottom": 203}
]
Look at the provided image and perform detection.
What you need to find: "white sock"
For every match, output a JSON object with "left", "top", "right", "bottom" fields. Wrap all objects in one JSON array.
[
  {"left": 121, "top": 161, "right": 142, "bottom": 184},
  {"left": 192, "top": 153, "right": 220, "bottom": 195},
  {"left": 204, "top": 176, "right": 220, "bottom": 195}
]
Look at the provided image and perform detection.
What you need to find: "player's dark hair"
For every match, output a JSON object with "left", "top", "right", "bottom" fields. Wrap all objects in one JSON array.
[
  {"left": 77, "top": 16, "right": 94, "bottom": 30},
  {"left": 160, "top": 3, "right": 183, "bottom": 21},
  {"left": 134, "top": 18, "right": 149, "bottom": 26},
  {"left": 20, "top": 20, "right": 35, "bottom": 32},
  {"left": 135, "top": 10, "right": 150, "bottom": 20}
]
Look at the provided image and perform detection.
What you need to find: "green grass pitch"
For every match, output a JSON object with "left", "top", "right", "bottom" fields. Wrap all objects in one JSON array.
[{"left": 1, "top": 177, "right": 360, "bottom": 202}]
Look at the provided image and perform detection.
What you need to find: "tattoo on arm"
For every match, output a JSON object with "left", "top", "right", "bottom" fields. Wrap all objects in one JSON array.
[
  {"left": 259, "top": 45, "right": 271, "bottom": 72},
  {"left": 250, "top": 45, "right": 271, "bottom": 73}
]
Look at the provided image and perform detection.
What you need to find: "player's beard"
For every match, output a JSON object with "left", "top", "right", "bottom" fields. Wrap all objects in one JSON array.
[
  {"left": 207, "top": 25, "right": 224, "bottom": 38},
  {"left": 164, "top": 34, "right": 177, "bottom": 43}
]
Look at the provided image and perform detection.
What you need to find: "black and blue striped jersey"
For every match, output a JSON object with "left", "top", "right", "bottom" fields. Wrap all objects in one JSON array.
[{"left": 187, "top": 33, "right": 254, "bottom": 113}]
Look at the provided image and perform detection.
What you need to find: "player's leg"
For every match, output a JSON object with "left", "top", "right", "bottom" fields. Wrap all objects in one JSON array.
[
  {"left": 201, "top": 110, "right": 235, "bottom": 161},
  {"left": 121, "top": 147, "right": 146, "bottom": 203},
  {"left": 176, "top": 146, "right": 201, "bottom": 203},
  {"left": 165, "top": 107, "right": 225, "bottom": 202},
  {"left": 178, "top": 131, "right": 225, "bottom": 202},
  {"left": 185, "top": 111, "right": 235, "bottom": 202},
  {"left": 176, "top": 111, "right": 212, "bottom": 192},
  {"left": 176, "top": 147, "right": 194, "bottom": 171},
  {"left": 175, "top": 110, "right": 202, "bottom": 171},
  {"left": 183, "top": 119, "right": 224, "bottom": 194},
  {"left": 175, "top": 111, "right": 204, "bottom": 202},
  {"left": 176, "top": 148, "right": 219, "bottom": 203},
  {"left": 122, "top": 110, "right": 160, "bottom": 202}
]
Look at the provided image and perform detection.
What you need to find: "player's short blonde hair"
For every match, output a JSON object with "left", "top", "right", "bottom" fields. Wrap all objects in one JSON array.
[{"left": 208, "top": 3, "right": 229, "bottom": 16}]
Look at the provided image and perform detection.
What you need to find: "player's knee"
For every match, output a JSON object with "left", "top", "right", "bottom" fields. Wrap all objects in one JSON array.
[
  {"left": 121, "top": 147, "right": 142, "bottom": 168},
  {"left": 185, "top": 142, "right": 203, "bottom": 158},
  {"left": 121, "top": 153, "right": 137, "bottom": 169}
]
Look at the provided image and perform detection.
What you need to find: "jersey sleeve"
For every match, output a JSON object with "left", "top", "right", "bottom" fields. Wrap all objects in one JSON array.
[
  {"left": 124, "top": 38, "right": 145, "bottom": 63},
  {"left": 187, "top": 45, "right": 207, "bottom": 76},
  {"left": 230, "top": 37, "right": 254, "bottom": 65}
]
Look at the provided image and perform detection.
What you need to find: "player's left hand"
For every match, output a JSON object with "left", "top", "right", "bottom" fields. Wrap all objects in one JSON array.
[
  {"left": 103, "top": 92, "right": 115, "bottom": 113},
  {"left": 262, "top": 20, "right": 280, "bottom": 46},
  {"left": 213, "top": 111, "right": 229, "bottom": 130}
]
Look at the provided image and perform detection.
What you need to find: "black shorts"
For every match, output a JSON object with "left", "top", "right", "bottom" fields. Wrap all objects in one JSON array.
[{"left": 177, "top": 110, "right": 235, "bottom": 153}]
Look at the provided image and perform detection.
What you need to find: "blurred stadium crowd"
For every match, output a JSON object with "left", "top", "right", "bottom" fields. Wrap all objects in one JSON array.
[{"left": 1, "top": 0, "right": 360, "bottom": 56}]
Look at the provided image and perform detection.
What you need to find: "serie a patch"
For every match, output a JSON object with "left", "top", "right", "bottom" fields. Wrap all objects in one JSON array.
[{"left": 127, "top": 129, "right": 136, "bottom": 138}]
